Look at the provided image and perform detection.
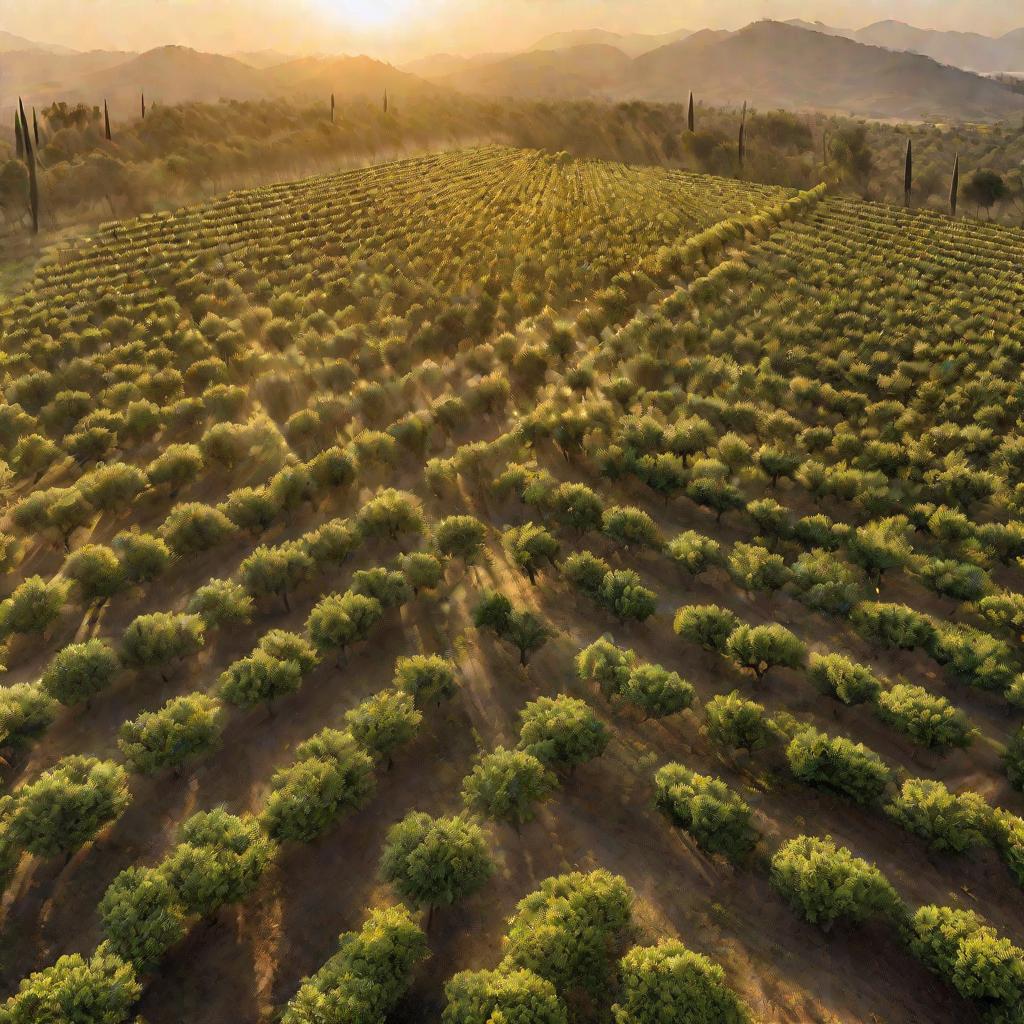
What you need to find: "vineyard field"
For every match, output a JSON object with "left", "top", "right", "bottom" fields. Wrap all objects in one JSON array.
[{"left": 0, "top": 144, "right": 1023, "bottom": 1024}]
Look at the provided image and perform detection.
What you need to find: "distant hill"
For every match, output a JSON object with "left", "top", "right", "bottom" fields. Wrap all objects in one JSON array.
[
  {"left": 436, "top": 21, "right": 1024, "bottom": 122},
  {"left": 623, "top": 21, "right": 1024, "bottom": 120},
  {"left": 789, "top": 18, "right": 1024, "bottom": 73},
  {"left": 527, "top": 27, "right": 690, "bottom": 58},
  {"left": 0, "top": 50, "right": 136, "bottom": 108},
  {"left": 401, "top": 52, "right": 510, "bottom": 79},
  {"left": 263, "top": 54, "right": 434, "bottom": 102},
  {"left": 230, "top": 50, "right": 295, "bottom": 69},
  {"left": 0, "top": 30, "right": 76, "bottom": 54},
  {"left": 58, "top": 46, "right": 269, "bottom": 116},
  {"left": 439, "top": 44, "right": 632, "bottom": 100}
]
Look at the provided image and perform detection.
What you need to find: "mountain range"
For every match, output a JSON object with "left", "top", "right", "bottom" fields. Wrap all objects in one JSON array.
[
  {"left": 2, "top": 19, "right": 1024, "bottom": 125},
  {"left": 433, "top": 22, "right": 1024, "bottom": 122}
]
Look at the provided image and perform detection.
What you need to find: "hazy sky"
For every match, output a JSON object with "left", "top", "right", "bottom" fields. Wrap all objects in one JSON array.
[{"left": 1, "top": 0, "right": 1021, "bottom": 60}]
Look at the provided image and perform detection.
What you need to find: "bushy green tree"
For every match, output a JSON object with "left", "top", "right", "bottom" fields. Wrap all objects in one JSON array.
[
  {"left": 240, "top": 541, "right": 313, "bottom": 611},
  {"left": 770, "top": 835, "right": 903, "bottom": 931},
  {"left": 502, "top": 870, "right": 634, "bottom": 1010},
  {"left": 461, "top": 747, "right": 558, "bottom": 829},
  {"left": 846, "top": 517, "right": 913, "bottom": 584},
  {"left": 612, "top": 941, "right": 751, "bottom": 1024},
  {"left": 704, "top": 691, "right": 774, "bottom": 752},
  {"left": 0, "top": 683, "right": 56, "bottom": 748},
  {"left": 351, "top": 567, "right": 412, "bottom": 609},
  {"left": 789, "top": 550, "right": 862, "bottom": 615},
  {"left": 503, "top": 523, "right": 560, "bottom": 585},
  {"left": 10, "top": 755, "right": 131, "bottom": 860},
  {"left": 357, "top": 489, "right": 424, "bottom": 541},
  {"left": 146, "top": 443, "right": 204, "bottom": 495},
  {"left": 160, "top": 809, "right": 274, "bottom": 918},
  {"left": 187, "top": 578, "right": 254, "bottom": 628},
  {"left": 518, "top": 695, "right": 609, "bottom": 771},
  {"left": 851, "top": 602, "right": 936, "bottom": 651},
  {"left": 219, "top": 650, "right": 303, "bottom": 714},
  {"left": 727, "top": 542, "right": 790, "bottom": 594},
  {"left": 118, "top": 694, "right": 223, "bottom": 775},
  {"left": 282, "top": 904, "right": 428, "bottom": 1024},
  {"left": 786, "top": 728, "right": 892, "bottom": 805},
  {"left": 0, "top": 943, "right": 140, "bottom": 1024},
  {"left": 654, "top": 763, "right": 758, "bottom": 862},
  {"left": 219, "top": 486, "right": 280, "bottom": 537},
  {"left": 667, "top": 531, "right": 723, "bottom": 577},
  {"left": 400, "top": 552, "right": 444, "bottom": 595},
  {"left": 161, "top": 502, "right": 237, "bottom": 556},
  {"left": 435, "top": 515, "right": 487, "bottom": 566},
  {"left": 99, "top": 865, "right": 187, "bottom": 971},
  {"left": 41, "top": 638, "right": 119, "bottom": 708},
  {"left": 393, "top": 653, "right": 458, "bottom": 705},
  {"left": 0, "top": 576, "right": 68, "bottom": 637},
  {"left": 113, "top": 530, "right": 172, "bottom": 584},
  {"left": 724, "top": 624, "right": 806, "bottom": 682},
  {"left": 345, "top": 690, "right": 422, "bottom": 767},
  {"left": 257, "top": 629, "right": 319, "bottom": 672},
  {"left": 444, "top": 967, "right": 566, "bottom": 1024},
  {"left": 119, "top": 612, "right": 205, "bottom": 679},
  {"left": 598, "top": 570, "right": 657, "bottom": 624},
  {"left": 379, "top": 812, "right": 494, "bottom": 924},
  {"left": 673, "top": 604, "right": 739, "bottom": 653},
  {"left": 875, "top": 683, "right": 973, "bottom": 751},
  {"left": 909, "top": 905, "right": 1024, "bottom": 1015},
  {"left": 621, "top": 664, "right": 694, "bottom": 719},
  {"left": 63, "top": 543, "right": 125, "bottom": 605},
  {"left": 885, "top": 778, "right": 993, "bottom": 853},
  {"left": 602, "top": 506, "right": 661, "bottom": 550},
  {"left": 807, "top": 652, "right": 882, "bottom": 706},
  {"left": 549, "top": 482, "right": 604, "bottom": 534},
  {"left": 576, "top": 636, "right": 637, "bottom": 700},
  {"left": 262, "top": 730, "right": 376, "bottom": 842},
  {"left": 561, "top": 550, "right": 610, "bottom": 598},
  {"left": 307, "top": 591, "right": 383, "bottom": 664},
  {"left": 304, "top": 518, "right": 359, "bottom": 570}
]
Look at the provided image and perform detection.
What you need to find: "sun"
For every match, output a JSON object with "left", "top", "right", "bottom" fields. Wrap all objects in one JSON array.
[{"left": 311, "top": 0, "right": 419, "bottom": 32}]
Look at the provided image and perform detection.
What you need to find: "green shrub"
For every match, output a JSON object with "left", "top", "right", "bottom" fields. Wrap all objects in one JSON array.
[
  {"left": 875, "top": 683, "right": 973, "bottom": 751},
  {"left": 461, "top": 747, "right": 558, "bottom": 829},
  {"left": 786, "top": 728, "right": 892, "bottom": 805},
  {"left": 885, "top": 778, "right": 993, "bottom": 853},
  {"left": 724, "top": 624, "right": 806, "bottom": 682},
  {"left": 704, "top": 692, "right": 774, "bottom": 752},
  {"left": 518, "top": 695, "right": 609, "bottom": 771},
  {"left": 674, "top": 605, "right": 740, "bottom": 653},
  {"left": 807, "top": 652, "right": 882, "bottom": 706},
  {"left": 443, "top": 967, "right": 566, "bottom": 1024}
]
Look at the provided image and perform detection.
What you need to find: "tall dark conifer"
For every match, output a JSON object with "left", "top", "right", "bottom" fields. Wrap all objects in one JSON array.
[
  {"left": 687, "top": 91, "right": 694, "bottom": 132},
  {"left": 104, "top": 99, "right": 112, "bottom": 140},
  {"left": 331, "top": 92, "right": 335, "bottom": 122},
  {"left": 141, "top": 92, "right": 146, "bottom": 119},
  {"left": 383, "top": 89, "right": 389, "bottom": 114},
  {"left": 15, "top": 110, "right": 24, "bottom": 161},
  {"left": 950, "top": 153, "right": 960, "bottom": 219},
  {"left": 904, "top": 138, "right": 913, "bottom": 207},
  {"left": 32, "top": 107, "right": 39, "bottom": 146},
  {"left": 738, "top": 100, "right": 747, "bottom": 169},
  {"left": 18, "top": 99, "right": 39, "bottom": 234}
]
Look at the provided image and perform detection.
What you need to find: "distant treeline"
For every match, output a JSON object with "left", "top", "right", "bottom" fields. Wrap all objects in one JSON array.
[{"left": 2, "top": 93, "right": 1023, "bottom": 234}]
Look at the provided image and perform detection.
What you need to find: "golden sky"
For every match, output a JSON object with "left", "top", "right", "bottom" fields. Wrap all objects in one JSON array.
[{"left": 1, "top": 0, "right": 1019, "bottom": 60}]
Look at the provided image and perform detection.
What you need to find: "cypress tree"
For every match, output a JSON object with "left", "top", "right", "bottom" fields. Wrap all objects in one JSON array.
[
  {"left": 104, "top": 99, "right": 112, "bottom": 141},
  {"left": 687, "top": 91, "right": 695, "bottom": 132},
  {"left": 18, "top": 99, "right": 39, "bottom": 234},
  {"left": 331, "top": 92, "right": 335, "bottom": 122},
  {"left": 32, "top": 107, "right": 39, "bottom": 146},
  {"left": 141, "top": 92, "right": 146, "bottom": 119},
  {"left": 383, "top": 89, "right": 389, "bottom": 114},
  {"left": 738, "top": 100, "right": 747, "bottom": 169},
  {"left": 904, "top": 138, "right": 913, "bottom": 207},
  {"left": 950, "top": 153, "right": 960, "bottom": 219},
  {"left": 15, "top": 110, "right": 23, "bottom": 161}
]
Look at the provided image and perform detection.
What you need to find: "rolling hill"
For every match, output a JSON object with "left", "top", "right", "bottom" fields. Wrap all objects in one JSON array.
[
  {"left": 527, "top": 26, "right": 691, "bottom": 58},
  {"left": 0, "top": 30, "right": 75, "bottom": 54},
  {"left": 788, "top": 18, "right": 1024, "bottom": 73},
  {"left": 436, "top": 21, "right": 1024, "bottom": 122}
]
